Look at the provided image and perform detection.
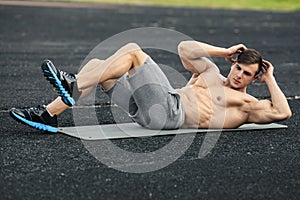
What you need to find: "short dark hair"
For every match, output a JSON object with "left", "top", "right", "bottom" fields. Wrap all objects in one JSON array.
[{"left": 237, "top": 49, "right": 263, "bottom": 75}]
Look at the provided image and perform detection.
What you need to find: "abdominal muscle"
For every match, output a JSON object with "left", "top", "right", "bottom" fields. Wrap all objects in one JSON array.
[{"left": 177, "top": 85, "right": 251, "bottom": 129}]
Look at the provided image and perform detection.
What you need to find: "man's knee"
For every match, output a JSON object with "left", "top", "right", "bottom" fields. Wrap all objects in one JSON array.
[
  {"left": 122, "top": 42, "right": 142, "bottom": 52},
  {"left": 121, "top": 43, "right": 145, "bottom": 59},
  {"left": 86, "top": 58, "right": 104, "bottom": 68},
  {"left": 123, "top": 43, "right": 148, "bottom": 68}
]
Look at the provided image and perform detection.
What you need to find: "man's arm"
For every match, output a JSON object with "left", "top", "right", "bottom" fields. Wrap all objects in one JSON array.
[
  {"left": 178, "top": 41, "right": 246, "bottom": 74},
  {"left": 247, "top": 60, "right": 292, "bottom": 123}
]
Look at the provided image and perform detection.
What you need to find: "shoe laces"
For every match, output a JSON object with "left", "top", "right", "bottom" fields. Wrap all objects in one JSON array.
[
  {"left": 32, "top": 105, "right": 46, "bottom": 112},
  {"left": 61, "top": 71, "right": 77, "bottom": 80}
]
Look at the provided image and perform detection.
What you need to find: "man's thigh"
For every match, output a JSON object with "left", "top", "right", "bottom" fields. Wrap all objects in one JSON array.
[
  {"left": 130, "top": 83, "right": 183, "bottom": 130},
  {"left": 104, "top": 56, "right": 184, "bottom": 129}
]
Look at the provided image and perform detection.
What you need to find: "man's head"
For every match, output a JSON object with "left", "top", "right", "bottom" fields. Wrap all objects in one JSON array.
[
  {"left": 227, "top": 49, "right": 263, "bottom": 92},
  {"left": 237, "top": 49, "right": 263, "bottom": 75}
]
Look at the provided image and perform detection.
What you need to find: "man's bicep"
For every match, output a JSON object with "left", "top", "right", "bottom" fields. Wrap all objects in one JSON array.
[
  {"left": 247, "top": 100, "right": 282, "bottom": 124},
  {"left": 180, "top": 56, "right": 219, "bottom": 74}
]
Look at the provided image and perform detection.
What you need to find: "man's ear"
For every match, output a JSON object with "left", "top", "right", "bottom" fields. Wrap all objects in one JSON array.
[{"left": 252, "top": 74, "right": 259, "bottom": 82}]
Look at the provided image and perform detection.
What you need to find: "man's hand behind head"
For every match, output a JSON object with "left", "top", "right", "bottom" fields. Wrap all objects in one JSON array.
[
  {"left": 257, "top": 59, "right": 274, "bottom": 83},
  {"left": 225, "top": 44, "right": 247, "bottom": 63}
]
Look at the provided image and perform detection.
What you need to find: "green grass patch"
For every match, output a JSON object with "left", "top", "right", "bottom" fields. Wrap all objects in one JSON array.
[{"left": 70, "top": 0, "right": 300, "bottom": 11}]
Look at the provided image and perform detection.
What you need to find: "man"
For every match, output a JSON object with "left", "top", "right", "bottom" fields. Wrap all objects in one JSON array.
[{"left": 10, "top": 41, "right": 292, "bottom": 132}]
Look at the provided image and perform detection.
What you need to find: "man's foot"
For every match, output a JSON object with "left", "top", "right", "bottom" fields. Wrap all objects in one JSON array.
[
  {"left": 41, "top": 60, "right": 77, "bottom": 106},
  {"left": 9, "top": 105, "right": 58, "bottom": 132}
]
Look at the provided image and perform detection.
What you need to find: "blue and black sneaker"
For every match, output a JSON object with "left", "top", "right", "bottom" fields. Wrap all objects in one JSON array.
[
  {"left": 9, "top": 105, "right": 58, "bottom": 133},
  {"left": 41, "top": 60, "right": 80, "bottom": 106}
]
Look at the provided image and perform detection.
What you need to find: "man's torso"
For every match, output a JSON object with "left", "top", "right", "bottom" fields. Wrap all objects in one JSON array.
[{"left": 176, "top": 72, "right": 258, "bottom": 129}]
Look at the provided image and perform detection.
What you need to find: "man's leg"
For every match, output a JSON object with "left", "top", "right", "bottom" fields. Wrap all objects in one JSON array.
[
  {"left": 10, "top": 43, "right": 148, "bottom": 132},
  {"left": 47, "top": 43, "right": 147, "bottom": 115},
  {"left": 76, "top": 43, "right": 147, "bottom": 91},
  {"left": 103, "top": 54, "right": 185, "bottom": 130}
]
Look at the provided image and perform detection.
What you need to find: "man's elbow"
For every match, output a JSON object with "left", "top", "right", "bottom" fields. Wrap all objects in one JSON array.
[
  {"left": 178, "top": 41, "right": 189, "bottom": 57},
  {"left": 178, "top": 41, "right": 197, "bottom": 59},
  {"left": 285, "top": 109, "right": 292, "bottom": 119},
  {"left": 279, "top": 109, "right": 292, "bottom": 121}
]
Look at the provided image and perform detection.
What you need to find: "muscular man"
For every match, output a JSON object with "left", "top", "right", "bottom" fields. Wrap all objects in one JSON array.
[
  {"left": 177, "top": 41, "right": 291, "bottom": 128},
  {"left": 10, "top": 41, "right": 292, "bottom": 132}
]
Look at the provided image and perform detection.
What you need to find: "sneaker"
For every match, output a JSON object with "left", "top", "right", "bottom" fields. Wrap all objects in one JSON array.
[
  {"left": 41, "top": 60, "right": 77, "bottom": 106},
  {"left": 9, "top": 105, "right": 58, "bottom": 133}
]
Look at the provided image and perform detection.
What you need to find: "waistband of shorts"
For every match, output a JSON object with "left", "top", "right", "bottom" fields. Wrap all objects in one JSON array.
[{"left": 176, "top": 98, "right": 185, "bottom": 129}]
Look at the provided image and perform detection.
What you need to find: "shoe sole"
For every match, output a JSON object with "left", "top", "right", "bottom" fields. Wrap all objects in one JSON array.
[
  {"left": 10, "top": 110, "right": 58, "bottom": 133},
  {"left": 41, "top": 60, "right": 75, "bottom": 106}
]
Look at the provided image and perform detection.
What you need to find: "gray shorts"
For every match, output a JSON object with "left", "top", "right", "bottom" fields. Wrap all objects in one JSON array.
[{"left": 104, "top": 56, "right": 185, "bottom": 130}]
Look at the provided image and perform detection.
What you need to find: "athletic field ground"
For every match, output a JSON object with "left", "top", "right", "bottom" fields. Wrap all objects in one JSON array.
[{"left": 0, "top": 1, "right": 299, "bottom": 199}]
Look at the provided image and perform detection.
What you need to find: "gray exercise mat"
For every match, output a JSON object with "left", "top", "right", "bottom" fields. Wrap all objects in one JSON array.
[{"left": 58, "top": 123, "right": 288, "bottom": 140}]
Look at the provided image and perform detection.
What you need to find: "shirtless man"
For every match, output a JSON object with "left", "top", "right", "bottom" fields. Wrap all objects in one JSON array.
[
  {"left": 10, "top": 41, "right": 292, "bottom": 132},
  {"left": 177, "top": 41, "right": 291, "bottom": 128}
]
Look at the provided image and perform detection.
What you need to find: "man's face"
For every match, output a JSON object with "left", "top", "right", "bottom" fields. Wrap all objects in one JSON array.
[{"left": 227, "top": 62, "right": 259, "bottom": 90}]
